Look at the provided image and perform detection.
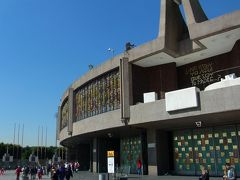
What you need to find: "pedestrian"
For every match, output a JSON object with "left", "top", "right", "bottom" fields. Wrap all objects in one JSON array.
[
  {"left": 30, "top": 166, "right": 37, "bottom": 180},
  {"left": 37, "top": 166, "right": 43, "bottom": 180},
  {"left": 199, "top": 165, "right": 209, "bottom": 180},
  {"left": 0, "top": 167, "right": 4, "bottom": 175},
  {"left": 47, "top": 164, "right": 51, "bottom": 177},
  {"left": 16, "top": 166, "right": 22, "bottom": 180},
  {"left": 75, "top": 162, "right": 80, "bottom": 173},
  {"left": 51, "top": 165, "right": 58, "bottom": 180},
  {"left": 137, "top": 159, "right": 142, "bottom": 175},
  {"left": 65, "top": 165, "right": 73, "bottom": 180},
  {"left": 23, "top": 166, "right": 30, "bottom": 179},
  {"left": 71, "top": 162, "right": 75, "bottom": 173},
  {"left": 58, "top": 163, "right": 66, "bottom": 180},
  {"left": 223, "top": 163, "right": 236, "bottom": 180}
]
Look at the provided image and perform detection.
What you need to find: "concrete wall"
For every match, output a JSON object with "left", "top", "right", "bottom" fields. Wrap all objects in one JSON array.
[
  {"left": 132, "top": 63, "right": 177, "bottom": 104},
  {"left": 59, "top": 109, "right": 123, "bottom": 141}
]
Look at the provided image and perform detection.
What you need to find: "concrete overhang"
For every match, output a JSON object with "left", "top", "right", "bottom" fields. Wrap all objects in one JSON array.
[{"left": 129, "top": 85, "right": 240, "bottom": 127}]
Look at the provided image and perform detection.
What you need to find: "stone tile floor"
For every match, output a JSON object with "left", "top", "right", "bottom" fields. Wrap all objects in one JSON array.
[{"left": 0, "top": 170, "right": 224, "bottom": 180}]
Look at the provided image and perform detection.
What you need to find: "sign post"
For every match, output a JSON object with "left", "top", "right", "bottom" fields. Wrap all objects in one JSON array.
[{"left": 107, "top": 151, "right": 115, "bottom": 180}]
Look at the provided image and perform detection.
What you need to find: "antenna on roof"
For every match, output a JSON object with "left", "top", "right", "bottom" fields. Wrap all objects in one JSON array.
[
  {"left": 88, "top": 64, "right": 94, "bottom": 70},
  {"left": 125, "top": 42, "right": 135, "bottom": 51}
]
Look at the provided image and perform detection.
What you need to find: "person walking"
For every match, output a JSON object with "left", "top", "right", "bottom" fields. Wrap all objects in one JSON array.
[
  {"left": 58, "top": 163, "right": 66, "bottom": 180},
  {"left": 223, "top": 163, "right": 236, "bottom": 180},
  {"left": 199, "top": 165, "right": 209, "bottom": 180},
  {"left": 37, "top": 166, "right": 43, "bottom": 180},
  {"left": 16, "top": 166, "right": 22, "bottom": 180},
  {"left": 30, "top": 166, "right": 37, "bottom": 180},
  {"left": 0, "top": 167, "right": 4, "bottom": 176},
  {"left": 51, "top": 165, "right": 59, "bottom": 180},
  {"left": 65, "top": 165, "right": 73, "bottom": 180},
  {"left": 137, "top": 159, "right": 142, "bottom": 175}
]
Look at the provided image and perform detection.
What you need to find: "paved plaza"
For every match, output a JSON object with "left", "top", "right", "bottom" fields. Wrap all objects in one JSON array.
[{"left": 0, "top": 170, "right": 225, "bottom": 180}]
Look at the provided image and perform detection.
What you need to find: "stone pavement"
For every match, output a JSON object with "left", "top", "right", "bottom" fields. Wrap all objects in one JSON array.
[
  {"left": 71, "top": 171, "right": 224, "bottom": 180},
  {"left": 0, "top": 170, "right": 50, "bottom": 180},
  {"left": 0, "top": 170, "right": 224, "bottom": 180}
]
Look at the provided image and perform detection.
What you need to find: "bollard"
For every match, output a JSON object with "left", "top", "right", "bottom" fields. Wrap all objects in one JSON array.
[
  {"left": 99, "top": 173, "right": 106, "bottom": 180},
  {"left": 119, "top": 177, "right": 128, "bottom": 180}
]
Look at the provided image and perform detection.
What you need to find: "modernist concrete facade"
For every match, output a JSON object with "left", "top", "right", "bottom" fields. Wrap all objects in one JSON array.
[{"left": 57, "top": 0, "right": 240, "bottom": 177}]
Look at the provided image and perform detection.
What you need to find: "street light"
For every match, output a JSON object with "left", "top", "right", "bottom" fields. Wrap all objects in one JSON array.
[{"left": 108, "top": 48, "right": 115, "bottom": 57}]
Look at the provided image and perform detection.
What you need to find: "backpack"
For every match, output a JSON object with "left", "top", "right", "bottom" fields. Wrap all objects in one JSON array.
[{"left": 228, "top": 167, "right": 236, "bottom": 179}]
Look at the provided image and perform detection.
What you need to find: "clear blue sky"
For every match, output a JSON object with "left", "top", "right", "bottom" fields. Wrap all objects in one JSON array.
[{"left": 0, "top": 0, "right": 239, "bottom": 147}]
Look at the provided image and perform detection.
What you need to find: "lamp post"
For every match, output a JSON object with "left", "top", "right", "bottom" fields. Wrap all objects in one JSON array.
[{"left": 108, "top": 48, "right": 115, "bottom": 58}]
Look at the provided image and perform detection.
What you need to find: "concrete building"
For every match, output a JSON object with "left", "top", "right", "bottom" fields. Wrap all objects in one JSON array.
[{"left": 57, "top": 0, "right": 240, "bottom": 177}]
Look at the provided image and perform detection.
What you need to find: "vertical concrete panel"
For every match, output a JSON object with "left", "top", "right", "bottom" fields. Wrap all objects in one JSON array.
[
  {"left": 147, "top": 129, "right": 158, "bottom": 176},
  {"left": 120, "top": 58, "right": 130, "bottom": 124},
  {"left": 92, "top": 138, "right": 98, "bottom": 173},
  {"left": 57, "top": 106, "right": 61, "bottom": 141},
  {"left": 68, "top": 88, "right": 74, "bottom": 135}
]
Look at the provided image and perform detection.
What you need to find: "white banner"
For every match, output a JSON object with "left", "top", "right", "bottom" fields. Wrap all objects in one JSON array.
[{"left": 107, "top": 157, "right": 115, "bottom": 173}]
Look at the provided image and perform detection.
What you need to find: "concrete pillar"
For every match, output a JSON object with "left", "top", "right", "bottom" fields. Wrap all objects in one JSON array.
[
  {"left": 67, "top": 88, "right": 74, "bottom": 135},
  {"left": 56, "top": 106, "right": 61, "bottom": 141},
  {"left": 90, "top": 142, "right": 93, "bottom": 172},
  {"left": 120, "top": 58, "right": 130, "bottom": 125},
  {"left": 147, "top": 129, "right": 158, "bottom": 176},
  {"left": 92, "top": 138, "right": 98, "bottom": 173},
  {"left": 147, "top": 129, "right": 171, "bottom": 176},
  {"left": 158, "top": 0, "right": 189, "bottom": 52}
]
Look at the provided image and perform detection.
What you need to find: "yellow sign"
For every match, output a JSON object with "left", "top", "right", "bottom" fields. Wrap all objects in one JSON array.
[{"left": 107, "top": 151, "right": 114, "bottom": 157}]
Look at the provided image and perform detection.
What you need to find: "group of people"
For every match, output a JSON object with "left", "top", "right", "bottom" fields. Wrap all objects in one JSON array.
[
  {"left": 50, "top": 161, "right": 80, "bottom": 180},
  {"left": 15, "top": 161, "right": 80, "bottom": 180},
  {"left": 199, "top": 163, "right": 237, "bottom": 180},
  {"left": 15, "top": 165, "right": 44, "bottom": 180}
]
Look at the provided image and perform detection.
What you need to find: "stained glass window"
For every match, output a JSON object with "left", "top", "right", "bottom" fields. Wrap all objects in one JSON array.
[{"left": 74, "top": 69, "right": 120, "bottom": 121}]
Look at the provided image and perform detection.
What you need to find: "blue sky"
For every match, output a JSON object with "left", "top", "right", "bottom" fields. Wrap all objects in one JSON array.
[{"left": 0, "top": 0, "right": 239, "bottom": 147}]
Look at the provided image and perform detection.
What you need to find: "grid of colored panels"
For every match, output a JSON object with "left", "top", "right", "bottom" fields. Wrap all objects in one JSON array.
[
  {"left": 120, "top": 137, "right": 142, "bottom": 174},
  {"left": 214, "top": 126, "right": 239, "bottom": 176},
  {"left": 236, "top": 125, "right": 240, "bottom": 176},
  {"left": 74, "top": 69, "right": 120, "bottom": 122},
  {"left": 173, "top": 126, "right": 240, "bottom": 176},
  {"left": 192, "top": 128, "right": 215, "bottom": 176},
  {"left": 173, "top": 130, "right": 195, "bottom": 175}
]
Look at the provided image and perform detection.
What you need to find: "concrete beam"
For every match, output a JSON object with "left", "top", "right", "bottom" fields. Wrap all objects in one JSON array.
[
  {"left": 182, "top": 0, "right": 208, "bottom": 25},
  {"left": 158, "top": 0, "right": 189, "bottom": 52},
  {"left": 120, "top": 58, "right": 130, "bottom": 124}
]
